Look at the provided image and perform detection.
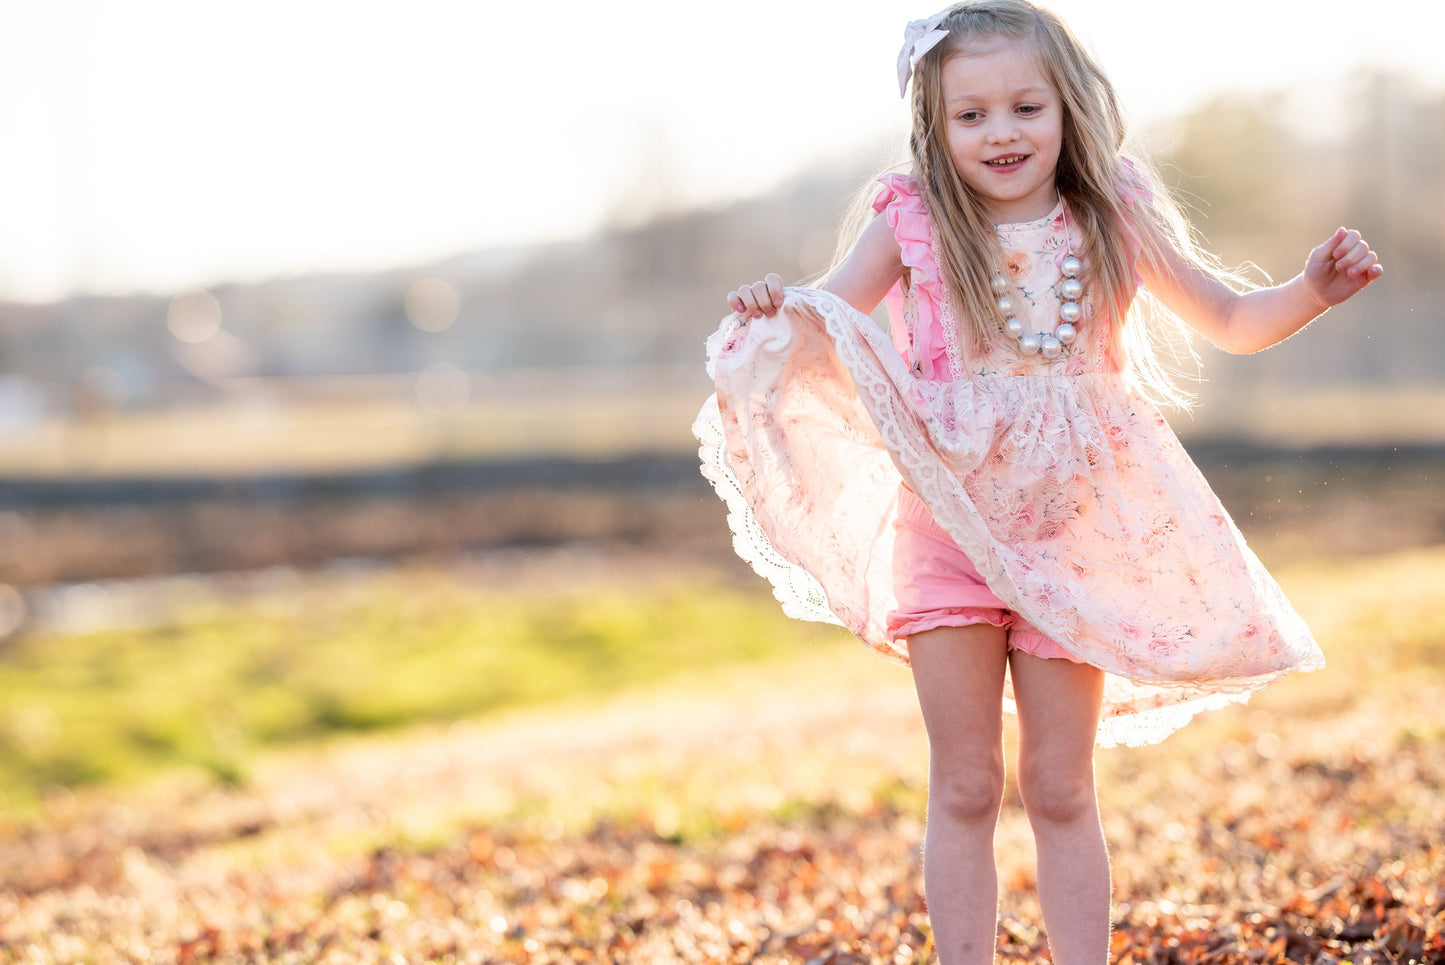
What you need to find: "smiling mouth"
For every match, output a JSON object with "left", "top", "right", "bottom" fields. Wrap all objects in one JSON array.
[{"left": 985, "top": 154, "right": 1029, "bottom": 167}]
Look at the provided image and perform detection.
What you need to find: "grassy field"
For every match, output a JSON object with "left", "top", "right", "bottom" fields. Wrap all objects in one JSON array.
[
  {"left": 1, "top": 543, "right": 1443, "bottom": 962},
  {"left": 0, "top": 551, "right": 834, "bottom": 816}
]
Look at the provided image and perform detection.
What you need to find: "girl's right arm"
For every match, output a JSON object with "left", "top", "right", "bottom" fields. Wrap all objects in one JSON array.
[{"left": 726, "top": 213, "right": 905, "bottom": 319}]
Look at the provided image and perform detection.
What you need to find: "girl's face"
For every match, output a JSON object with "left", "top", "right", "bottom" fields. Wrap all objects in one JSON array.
[{"left": 939, "top": 38, "right": 1063, "bottom": 224}]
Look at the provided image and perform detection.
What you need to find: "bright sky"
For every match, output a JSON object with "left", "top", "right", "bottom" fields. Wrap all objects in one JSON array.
[{"left": 0, "top": 1, "right": 1433, "bottom": 303}]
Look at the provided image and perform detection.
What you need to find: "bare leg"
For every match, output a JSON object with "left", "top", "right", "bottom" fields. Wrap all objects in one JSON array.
[
  {"left": 908, "top": 624, "right": 1010, "bottom": 965},
  {"left": 1008, "top": 650, "right": 1110, "bottom": 965}
]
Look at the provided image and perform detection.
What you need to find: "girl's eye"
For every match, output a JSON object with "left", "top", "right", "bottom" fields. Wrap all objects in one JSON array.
[
  {"left": 958, "top": 110, "right": 982, "bottom": 123},
  {"left": 1017, "top": 105, "right": 1041, "bottom": 116}
]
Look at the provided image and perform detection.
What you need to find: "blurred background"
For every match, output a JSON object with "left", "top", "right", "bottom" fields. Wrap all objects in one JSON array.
[{"left": 0, "top": 0, "right": 1441, "bottom": 808}]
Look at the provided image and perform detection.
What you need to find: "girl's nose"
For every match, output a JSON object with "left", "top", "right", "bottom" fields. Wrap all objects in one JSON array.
[{"left": 987, "top": 122, "right": 1020, "bottom": 144}]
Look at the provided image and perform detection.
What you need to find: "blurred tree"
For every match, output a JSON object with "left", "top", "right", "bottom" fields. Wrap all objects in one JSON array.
[
  {"left": 1338, "top": 71, "right": 1442, "bottom": 383},
  {"left": 1155, "top": 75, "right": 1443, "bottom": 390},
  {"left": 1156, "top": 92, "right": 1314, "bottom": 280}
]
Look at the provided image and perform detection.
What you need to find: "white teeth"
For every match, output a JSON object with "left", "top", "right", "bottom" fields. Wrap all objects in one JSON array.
[{"left": 987, "top": 156, "right": 1025, "bottom": 166}]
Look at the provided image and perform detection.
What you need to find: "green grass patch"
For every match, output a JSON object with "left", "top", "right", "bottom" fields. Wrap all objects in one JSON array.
[
  {"left": 0, "top": 568, "right": 849, "bottom": 814},
  {"left": 4, "top": 543, "right": 1443, "bottom": 824}
]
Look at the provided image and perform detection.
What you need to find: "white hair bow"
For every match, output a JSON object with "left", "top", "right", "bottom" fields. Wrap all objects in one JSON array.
[{"left": 896, "top": 9, "right": 952, "bottom": 98}]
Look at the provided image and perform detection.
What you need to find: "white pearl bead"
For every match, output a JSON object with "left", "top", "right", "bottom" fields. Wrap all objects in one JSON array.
[
  {"left": 1061, "top": 255, "right": 1082, "bottom": 278},
  {"left": 1005, "top": 317, "right": 1024, "bottom": 338},
  {"left": 1019, "top": 334, "right": 1041, "bottom": 356},
  {"left": 1056, "top": 322, "right": 1076, "bottom": 345},
  {"left": 1059, "top": 300, "right": 1082, "bottom": 324},
  {"left": 996, "top": 296, "right": 1013, "bottom": 314},
  {"left": 1041, "top": 336, "right": 1062, "bottom": 358},
  {"left": 1060, "top": 278, "right": 1084, "bottom": 301},
  {"left": 992, "top": 273, "right": 1009, "bottom": 294}
]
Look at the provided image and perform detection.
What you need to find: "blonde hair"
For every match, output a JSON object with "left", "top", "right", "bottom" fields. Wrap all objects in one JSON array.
[{"left": 822, "top": 0, "right": 1252, "bottom": 407}]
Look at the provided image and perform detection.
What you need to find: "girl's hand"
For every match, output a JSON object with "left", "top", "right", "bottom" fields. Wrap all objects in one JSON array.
[
  {"left": 727, "top": 273, "right": 785, "bottom": 318},
  {"left": 1300, "top": 227, "right": 1383, "bottom": 309}
]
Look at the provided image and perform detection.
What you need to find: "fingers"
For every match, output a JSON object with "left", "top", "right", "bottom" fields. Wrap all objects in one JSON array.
[
  {"left": 726, "top": 273, "right": 786, "bottom": 318},
  {"left": 750, "top": 273, "right": 785, "bottom": 315},
  {"left": 1303, "top": 226, "right": 1383, "bottom": 308},
  {"left": 1327, "top": 228, "right": 1382, "bottom": 279},
  {"left": 784, "top": 300, "right": 824, "bottom": 325},
  {"left": 1328, "top": 228, "right": 1361, "bottom": 266}
]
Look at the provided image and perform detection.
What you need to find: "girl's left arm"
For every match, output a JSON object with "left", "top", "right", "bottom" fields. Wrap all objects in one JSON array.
[{"left": 1141, "top": 228, "right": 1383, "bottom": 354}]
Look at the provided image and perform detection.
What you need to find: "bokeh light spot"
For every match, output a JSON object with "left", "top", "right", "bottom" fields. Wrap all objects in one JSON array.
[
  {"left": 60, "top": 583, "right": 115, "bottom": 634},
  {"left": 415, "top": 362, "right": 471, "bottom": 417},
  {"left": 404, "top": 278, "right": 460, "bottom": 333},
  {"left": 166, "top": 290, "right": 223, "bottom": 344},
  {"left": 0, "top": 584, "right": 27, "bottom": 639}
]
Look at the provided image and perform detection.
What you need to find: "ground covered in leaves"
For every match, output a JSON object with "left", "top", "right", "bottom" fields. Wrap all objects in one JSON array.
[{"left": 2, "top": 547, "right": 1444, "bottom": 963}]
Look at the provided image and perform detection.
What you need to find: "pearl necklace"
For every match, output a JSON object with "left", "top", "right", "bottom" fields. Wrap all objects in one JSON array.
[{"left": 991, "top": 202, "right": 1083, "bottom": 359}]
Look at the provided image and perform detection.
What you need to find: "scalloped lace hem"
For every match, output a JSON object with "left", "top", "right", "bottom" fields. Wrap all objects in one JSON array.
[{"left": 694, "top": 392, "right": 842, "bottom": 628}]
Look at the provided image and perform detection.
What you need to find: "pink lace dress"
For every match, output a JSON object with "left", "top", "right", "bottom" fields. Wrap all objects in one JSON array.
[{"left": 693, "top": 172, "right": 1324, "bottom": 747}]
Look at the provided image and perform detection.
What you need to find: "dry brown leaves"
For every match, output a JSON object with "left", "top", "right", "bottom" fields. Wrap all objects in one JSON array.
[{"left": 1, "top": 647, "right": 1443, "bottom": 964}]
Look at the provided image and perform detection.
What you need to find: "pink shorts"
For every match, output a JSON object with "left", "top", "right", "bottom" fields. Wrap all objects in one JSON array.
[{"left": 886, "top": 485, "right": 1082, "bottom": 663}]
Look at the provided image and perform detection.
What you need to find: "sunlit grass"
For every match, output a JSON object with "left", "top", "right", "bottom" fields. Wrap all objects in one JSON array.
[
  {"left": 2, "top": 543, "right": 1441, "bottom": 831},
  {"left": 0, "top": 567, "right": 851, "bottom": 816}
]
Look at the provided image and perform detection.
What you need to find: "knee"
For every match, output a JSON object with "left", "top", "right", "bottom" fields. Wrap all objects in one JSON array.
[
  {"left": 929, "top": 759, "right": 1006, "bottom": 826},
  {"left": 1017, "top": 762, "right": 1097, "bottom": 826}
]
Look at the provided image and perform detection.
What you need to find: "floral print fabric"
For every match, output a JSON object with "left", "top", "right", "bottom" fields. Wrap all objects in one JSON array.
[{"left": 693, "top": 174, "right": 1324, "bottom": 747}]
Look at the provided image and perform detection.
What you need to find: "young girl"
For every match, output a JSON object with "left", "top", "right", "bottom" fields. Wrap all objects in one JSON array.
[{"left": 694, "top": 1, "right": 1382, "bottom": 962}]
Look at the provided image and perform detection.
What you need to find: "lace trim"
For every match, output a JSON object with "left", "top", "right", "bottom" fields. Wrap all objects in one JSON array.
[
  {"left": 930, "top": 223, "right": 968, "bottom": 382},
  {"left": 693, "top": 392, "right": 842, "bottom": 627}
]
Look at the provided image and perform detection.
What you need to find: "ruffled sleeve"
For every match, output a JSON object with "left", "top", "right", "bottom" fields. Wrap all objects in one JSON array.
[
  {"left": 1115, "top": 155, "right": 1153, "bottom": 208},
  {"left": 872, "top": 174, "right": 950, "bottom": 381}
]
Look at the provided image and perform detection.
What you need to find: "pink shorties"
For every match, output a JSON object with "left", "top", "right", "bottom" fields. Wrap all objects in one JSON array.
[{"left": 887, "top": 485, "right": 1082, "bottom": 663}]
